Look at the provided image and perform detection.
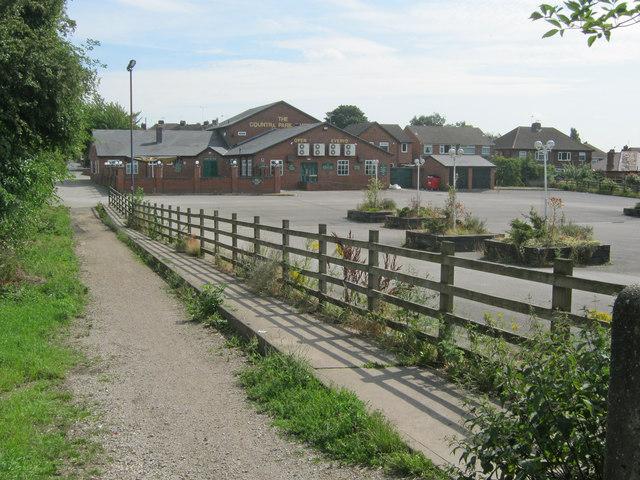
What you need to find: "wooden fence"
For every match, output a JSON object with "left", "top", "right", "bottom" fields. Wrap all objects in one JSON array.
[{"left": 108, "top": 187, "right": 626, "bottom": 349}]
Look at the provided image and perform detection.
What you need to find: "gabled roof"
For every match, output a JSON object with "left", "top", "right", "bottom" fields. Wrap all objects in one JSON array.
[
  {"left": 407, "top": 125, "right": 492, "bottom": 146},
  {"left": 225, "top": 123, "right": 322, "bottom": 155},
  {"left": 210, "top": 100, "right": 319, "bottom": 129},
  {"left": 344, "top": 122, "right": 414, "bottom": 143},
  {"left": 92, "top": 129, "right": 226, "bottom": 157},
  {"left": 494, "top": 126, "right": 593, "bottom": 151},
  {"left": 428, "top": 154, "right": 495, "bottom": 168}
]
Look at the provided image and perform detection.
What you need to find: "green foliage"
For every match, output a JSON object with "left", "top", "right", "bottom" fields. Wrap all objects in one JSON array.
[
  {"left": 531, "top": 0, "right": 640, "bottom": 45},
  {"left": 187, "top": 283, "right": 226, "bottom": 323},
  {"left": 325, "top": 105, "right": 367, "bottom": 129},
  {"left": 0, "top": 0, "right": 97, "bottom": 255},
  {"left": 357, "top": 178, "right": 396, "bottom": 212},
  {"left": 0, "top": 206, "right": 94, "bottom": 478},
  {"left": 409, "top": 113, "right": 446, "bottom": 126},
  {"left": 493, "top": 156, "right": 548, "bottom": 187},
  {"left": 570, "top": 126, "right": 582, "bottom": 142},
  {"left": 454, "top": 325, "right": 610, "bottom": 480},
  {"left": 239, "top": 353, "right": 445, "bottom": 479}
]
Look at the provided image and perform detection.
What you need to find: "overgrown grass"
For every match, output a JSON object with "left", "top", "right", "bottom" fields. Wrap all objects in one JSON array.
[
  {"left": 0, "top": 206, "right": 93, "bottom": 479},
  {"left": 239, "top": 352, "right": 447, "bottom": 479}
]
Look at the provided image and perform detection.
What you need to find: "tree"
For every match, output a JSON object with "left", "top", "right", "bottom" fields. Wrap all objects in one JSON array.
[
  {"left": 0, "top": 0, "right": 96, "bottom": 265},
  {"left": 325, "top": 105, "right": 367, "bottom": 129},
  {"left": 409, "top": 113, "right": 446, "bottom": 126},
  {"left": 570, "top": 127, "right": 582, "bottom": 142},
  {"left": 531, "top": 1, "right": 640, "bottom": 46}
]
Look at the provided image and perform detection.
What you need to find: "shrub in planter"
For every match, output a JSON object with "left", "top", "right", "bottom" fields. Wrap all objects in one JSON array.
[{"left": 356, "top": 178, "right": 396, "bottom": 212}]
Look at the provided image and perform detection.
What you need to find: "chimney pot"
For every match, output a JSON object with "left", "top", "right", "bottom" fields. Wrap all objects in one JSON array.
[
  {"left": 156, "top": 124, "right": 163, "bottom": 143},
  {"left": 531, "top": 122, "right": 542, "bottom": 132}
]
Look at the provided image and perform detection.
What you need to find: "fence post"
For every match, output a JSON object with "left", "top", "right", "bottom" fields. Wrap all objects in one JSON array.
[
  {"left": 604, "top": 285, "right": 640, "bottom": 479},
  {"left": 176, "top": 206, "right": 181, "bottom": 236},
  {"left": 199, "top": 209, "right": 205, "bottom": 252},
  {"left": 318, "top": 224, "right": 327, "bottom": 303},
  {"left": 187, "top": 208, "right": 192, "bottom": 235},
  {"left": 282, "top": 219, "right": 290, "bottom": 284},
  {"left": 160, "top": 204, "right": 165, "bottom": 238},
  {"left": 253, "top": 216, "right": 261, "bottom": 257},
  {"left": 213, "top": 210, "right": 220, "bottom": 255},
  {"left": 438, "top": 241, "right": 455, "bottom": 343},
  {"left": 168, "top": 205, "right": 173, "bottom": 240},
  {"left": 367, "top": 230, "right": 379, "bottom": 312},
  {"left": 231, "top": 213, "right": 238, "bottom": 264},
  {"left": 108, "top": 188, "right": 111, "bottom": 206},
  {"left": 551, "top": 258, "right": 573, "bottom": 333}
]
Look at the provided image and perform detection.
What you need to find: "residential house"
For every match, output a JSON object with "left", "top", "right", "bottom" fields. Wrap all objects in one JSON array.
[
  {"left": 344, "top": 122, "right": 414, "bottom": 166},
  {"left": 404, "top": 125, "right": 493, "bottom": 160}
]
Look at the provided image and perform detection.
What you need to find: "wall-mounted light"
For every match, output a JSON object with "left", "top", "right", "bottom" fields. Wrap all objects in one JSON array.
[
  {"left": 195, "top": 160, "right": 200, "bottom": 165},
  {"left": 230, "top": 160, "right": 238, "bottom": 167}
]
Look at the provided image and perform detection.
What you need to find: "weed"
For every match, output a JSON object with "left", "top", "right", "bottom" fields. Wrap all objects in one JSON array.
[{"left": 187, "top": 283, "right": 226, "bottom": 323}]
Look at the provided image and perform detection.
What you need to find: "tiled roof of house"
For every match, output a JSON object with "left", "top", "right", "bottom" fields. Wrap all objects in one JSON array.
[
  {"left": 210, "top": 100, "right": 320, "bottom": 129},
  {"left": 494, "top": 126, "right": 593, "bottom": 151},
  {"left": 344, "top": 122, "right": 414, "bottom": 143},
  {"left": 92, "top": 129, "right": 226, "bottom": 157},
  {"left": 224, "top": 123, "right": 322, "bottom": 155},
  {"left": 429, "top": 154, "right": 495, "bottom": 168},
  {"left": 407, "top": 125, "right": 492, "bottom": 146}
]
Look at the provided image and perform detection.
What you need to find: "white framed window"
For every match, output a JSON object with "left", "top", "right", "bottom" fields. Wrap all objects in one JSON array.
[
  {"left": 579, "top": 151, "right": 587, "bottom": 162},
  {"left": 125, "top": 160, "right": 139, "bottom": 175},
  {"left": 423, "top": 144, "right": 433, "bottom": 155},
  {"left": 481, "top": 146, "right": 490, "bottom": 157},
  {"left": 558, "top": 151, "right": 572, "bottom": 161},
  {"left": 270, "top": 159, "right": 284, "bottom": 176},
  {"left": 439, "top": 145, "right": 446, "bottom": 154},
  {"left": 463, "top": 145, "right": 475, "bottom": 155},
  {"left": 518, "top": 151, "right": 528, "bottom": 159},
  {"left": 401, "top": 143, "right": 409, "bottom": 153},
  {"left": 337, "top": 159, "right": 349, "bottom": 176},
  {"left": 241, "top": 158, "right": 253, "bottom": 177},
  {"left": 237, "top": 131, "right": 247, "bottom": 136},
  {"left": 364, "top": 159, "right": 378, "bottom": 176},
  {"left": 535, "top": 150, "right": 545, "bottom": 162},
  {"left": 379, "top": 141, "right": 390, "bottom": 152}
]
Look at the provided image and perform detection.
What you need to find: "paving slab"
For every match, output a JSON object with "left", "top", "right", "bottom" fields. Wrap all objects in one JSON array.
[{"left": 103, "top": 205, "right": 472, "bottom": 468}]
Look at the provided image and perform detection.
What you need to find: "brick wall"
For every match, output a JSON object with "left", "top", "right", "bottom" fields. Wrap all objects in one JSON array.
[{"left": 352, "top": 124, "right": 413, "bottom": 166}]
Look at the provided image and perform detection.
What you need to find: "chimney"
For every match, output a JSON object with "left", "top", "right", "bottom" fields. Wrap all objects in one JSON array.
[
  {"left": 141, "top": 122, "right": 147, "bottom": 130},
  {"left": 211, "top": 118, "right": 218, "bottom": 126},
  {"left": 156, "top": 124, "right": 163, "bottom": 143},
  {"left": 531, "top": 122, "right": 542, "bottom": 132},
  {"left": 180, "top": 120, "right": 186, "bottom": 127},
  {"left": 203, "top": 120, "right": 210, "bottom": 126},
  {"left": 607, "top": 149, "right": 615, "bottom": 171}
]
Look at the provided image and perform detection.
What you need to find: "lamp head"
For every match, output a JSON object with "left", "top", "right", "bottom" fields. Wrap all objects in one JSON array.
[
  {"left": 126, "top": 59, "right": 136, "bottom": 71},
  {"left": 457, "top": 147, "right": 465, "bottom": 156},
  {"left": 546, "top": 140, "right": 555, "bottom": 150},
  {"left": 534, "top": 140, "right": 543, "bottom": 150},
  {"left": 448, "top": 148, "right": 455, "bottom": 158}
]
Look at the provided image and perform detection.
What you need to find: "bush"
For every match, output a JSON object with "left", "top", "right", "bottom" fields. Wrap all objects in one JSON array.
[
  {"left": 454, "top": 325, "right": 609, "bottom": 480},
  {"left": 187, "top": 283, "right": 226, "bottom": 322},
  {"left": 357, "top": 178, "right": 395, "bottom": 212},
  {"left": 494, "top": 157, "right": 523, "bottom": 186},
  {"left": 598, "top": 178, "right": 617, "bottom": 194}
]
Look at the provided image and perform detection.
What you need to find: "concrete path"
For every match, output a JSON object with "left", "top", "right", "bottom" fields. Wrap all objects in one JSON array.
[
  {"left": 102, "top": 205, "right": 472, "bottom": 468},
  {"left": 68, "top": 208, "right": 391, "bottom": 480}
]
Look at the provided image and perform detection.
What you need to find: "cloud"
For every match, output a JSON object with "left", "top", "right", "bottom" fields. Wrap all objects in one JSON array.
[{"left": 115, "top": 0, "right": 200, "bottom": 13}]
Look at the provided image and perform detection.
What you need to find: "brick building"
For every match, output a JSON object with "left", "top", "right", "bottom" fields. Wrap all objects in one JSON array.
[
  {"left": 90, "top": 101, "right": 392, "bottom": 194},
  {"left": 344, "top": 122, "right": 414, "bottom": 166},
  {"left": 494, "top": 122, "right": 593, "bottom": 169},
  {"left": 405, "top": 125, "right": 493, "bottom": 160}
]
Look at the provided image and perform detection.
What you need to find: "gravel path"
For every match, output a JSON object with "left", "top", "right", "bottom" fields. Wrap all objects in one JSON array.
[{"left": 67, "top": 208, "right": 390, "bottom": 480}]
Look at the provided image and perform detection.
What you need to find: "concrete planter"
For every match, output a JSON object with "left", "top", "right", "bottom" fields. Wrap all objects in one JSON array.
[
  {"left": 623, "top": 207, "right": 640, "bottom": 217},
  {"left": 483, "top": 239, "right": 611, "bottom": 267},
  {"left": 405, "top": 230, "right": 496, "bottom": 252},
  {"left": 347, "top": 210, "right": 395, "bottom": 223},
  {"left": 384, "top": 215, "right": 426, "bottom": 230}
]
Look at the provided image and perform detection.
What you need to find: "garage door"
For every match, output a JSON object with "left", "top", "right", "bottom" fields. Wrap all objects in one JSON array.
[
  {"left": 451, "top": 167, "right": 468, "bottom": 189},
  {"left": 472, "top": 168, "right": 491, "bottom": 189},
  {"left": 390, "top": 167, "right": 413, "bottom": 188}
]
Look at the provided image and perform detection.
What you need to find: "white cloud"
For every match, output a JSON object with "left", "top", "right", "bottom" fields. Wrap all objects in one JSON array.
[{"left": 115, "top": 0, "right": 200, "bottom": 13}]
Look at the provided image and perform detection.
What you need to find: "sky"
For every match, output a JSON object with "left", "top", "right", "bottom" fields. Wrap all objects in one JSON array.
[{"left": 67, "top": 0, "right": 640, "bottom": 149}]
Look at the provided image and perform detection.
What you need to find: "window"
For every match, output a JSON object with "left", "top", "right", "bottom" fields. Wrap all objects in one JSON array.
[
  {"left": 401, "top": 143, "right": 409, "bottom": 153},
  {"left": 579, "top": 152, "right": 587, "bottom": 162},
  {"left": 202, "top": 158, "right": 218, "bottom": 177},
  {"left": 125, "top": 160, "right": 138, "bottom": 175},
  {"left": 535, "top": 150, "right": 545, "bottom": 162},
  {"left": 558, "top": 152, "right": 572, "bottom": 162},
  {"left": 270, "top": 159, "right": 284, "bottom": 176},
  {"left": 481, "top": 146, "right": 491, "bottom": 157},
  {"left": 379, "top": 141, "right": 389, "bottom": 152},
  {"left": 173, "top": 158, "right": 184, "bottom": 173},
  {"left": 241, "top": 158, "right": 252, "bottom": 177},
  {"left": 518, "top": 151, "right": 528, "bottom": 159},
  {"left": 364, "top": 159, "right": 378, "bottom": 176},
  {"left": 337, "top": 159, "right": 349, "bottom": 176},
  {"left": 439, "top": 145, "right": 446, "bottom": 155},
  {"left": 463, "top": 145, "right": 475, "bottom": 155},
  {"left": 423, "top": 144, "right": 433, "bottom": 155}
]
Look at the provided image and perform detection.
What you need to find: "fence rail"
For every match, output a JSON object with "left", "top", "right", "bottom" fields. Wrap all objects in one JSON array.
[{"left": 108, "top": 187, "right": 626, "bottom": 350}]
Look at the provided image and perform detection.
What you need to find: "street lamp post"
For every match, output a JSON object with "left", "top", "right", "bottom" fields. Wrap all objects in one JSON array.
[
  {"left": 127, "top": 59, "right": 136, "bottom": 193},
  {"left": 534, "top": 139, "right": 555, "bottom": 219},
  {"left": 448, "top": 146, "right": 465, "bottom": 228},
  {"left": 414, "top": 157, "right": 425, "bottom": 205},
  {"left": 373, "top": 159, "right": 379, "bottom": 182}
]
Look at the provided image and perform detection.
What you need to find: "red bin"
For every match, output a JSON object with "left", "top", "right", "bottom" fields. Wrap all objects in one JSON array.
[{"left": 426, "top": 175, "right": 441, "bottom": 191}]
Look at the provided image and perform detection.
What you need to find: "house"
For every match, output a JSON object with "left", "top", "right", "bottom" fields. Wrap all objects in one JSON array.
[
  {"left": 343, "top": 122, "right": 414, "bottom": 166},
  {"left": 90, "top": 101, "right": 393, "bottom": 194},
  {"left": 603, "top": 147, "right": 640, "bottom": 180},
  {"left": 494, "top": 122, "right": 593, "bottom": 168},
  {"left": 404, "top": 125, "right": 493, "bottom": 160},
  {"left": 585, "top": 143, "right": 607, "bottom": 171}
]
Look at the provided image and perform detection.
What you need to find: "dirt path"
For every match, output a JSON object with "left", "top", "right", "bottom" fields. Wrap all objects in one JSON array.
[{"left": 67, "top": 208, "right": 388, "bottom": 480}]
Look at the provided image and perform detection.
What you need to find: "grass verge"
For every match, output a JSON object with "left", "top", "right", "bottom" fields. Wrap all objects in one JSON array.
[{"left": 0, "top": 206, "right": 94, "bottom": 479}]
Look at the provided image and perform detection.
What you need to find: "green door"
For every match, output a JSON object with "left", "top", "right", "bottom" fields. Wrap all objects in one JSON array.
[
  {"left": 472, "top": 168, "right": 491, "bottom": 189},
  {"left": 300, "top": 162, "right": 318, "bottom": 183},
  {"left": 202, "top": 159, "right": 218, "bottom": 178},
  {"left": 390, "top": 167, "right": 413, "bottom": 188}
]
